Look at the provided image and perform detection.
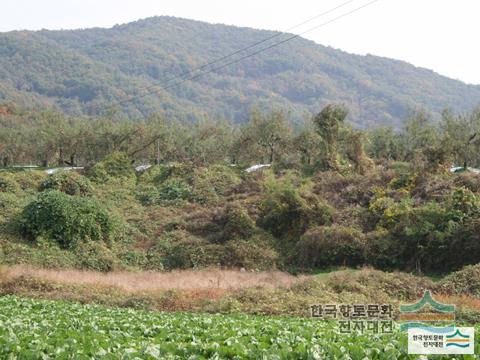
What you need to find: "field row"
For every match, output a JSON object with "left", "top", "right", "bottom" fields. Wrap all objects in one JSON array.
[{"left": 2, "top": 296, "right": 477, "bottom": 359}]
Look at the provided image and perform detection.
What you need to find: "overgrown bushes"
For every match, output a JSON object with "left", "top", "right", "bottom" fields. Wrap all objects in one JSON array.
[
  {"left": 437, "top": 264, "right": 480, "bottom": 298},
  {"left": 12, "top": 171, "right": 47, "bottom": 192},
  {"left": 0, "top": 174, "right": 19, "bottom": 193},
  {"left": 191, "top": 165, "right": 241, "bottom": 203},
  {"left": 223, "top": 239, "right": 278, "bottom": 270},
  {"left": 137, "top": 164, "right": 241, "bottom": 206},
  {"left": 19, "top": 191, "right": 118, "bottom": 248},
  {"left": 145, "top": 229, "right": 278, "bottom": 271},
  {"left": 222, "top": 204, "right": 256, "bottom": 241},
  {"left": 2, "top": 155, "right": 480, "bottom": 275},
  {"left": 257, "top": 174, "right": 334, "bottom": 238},
  {"left": 297, "top": 225, "right": 365, "bottom": 268},
  {"left": 364, "top": 186, "right": 480, "bottom": 273},
  {"left": 73, "top": 241, "right": 120, "bottom": 272},
  {"left": 157, "top": 179, "right": 193, "bottom": 205},
  {"left": 40, "top": 171, "right": 93, "bottom": 196},
  {"left": 89, "top": 152, "right": 135, "bottom": 184}
]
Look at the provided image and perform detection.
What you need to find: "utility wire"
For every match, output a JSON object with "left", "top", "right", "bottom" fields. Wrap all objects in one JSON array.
[
  {"left": 110, "top": 0, "right": 358, "bottom": 102},
  {"left": 105, "top": 0, "right": 381, "bottom": 112},
  {"left": 99, "top": 0, "right": 359, "bottom": 113}
]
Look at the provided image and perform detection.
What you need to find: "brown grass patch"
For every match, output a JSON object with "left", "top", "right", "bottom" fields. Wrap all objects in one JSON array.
[
  {"left": 435, "top": 294, "right": 480, "bottom": 312},
  {"left": 2, "top": 265, "right": 306, "bottom": 292}
]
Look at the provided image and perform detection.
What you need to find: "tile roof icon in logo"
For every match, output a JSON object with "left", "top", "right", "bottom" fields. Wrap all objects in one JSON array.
[
  {"left": 446, "top": 329, "right": 471, "bottom": 348},
  {"left": 399, "top": 290, "right": 455, "bottom": 330}
]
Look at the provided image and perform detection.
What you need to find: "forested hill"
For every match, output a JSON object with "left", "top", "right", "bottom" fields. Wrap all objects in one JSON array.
[{"left": 1, "top": 16, "right": 480, "bottom": 128}]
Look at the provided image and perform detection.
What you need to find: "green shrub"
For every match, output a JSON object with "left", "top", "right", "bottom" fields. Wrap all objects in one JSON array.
[
  {"left": 137, "top": 165, "right": 165, "bottom": 184},
  {"left": 445, "top": 218, "right": 480, "bottom": 271},
  {"left": 447, "top": 187, "right": 480, "bottom": 223},
  {"left": 19, "top": 191, "right": 118, "bottom": 248},
  {"left": 157, "top": 179, "right": 192, "bottom": 205},
  {"left": 191, "top": 165, "right": 241, "bottom": 204},
  {"left": 141, "top": 163, "right": 195, "bottom": 185},
  {"left": 147, "top": 230, "right": 201, "bottom": 270},
  {"left": 161, "top": 238, "right": 236, "bottom": 270},
  {"left": 388, "top": 162, "right": 414, "bottom": 190},
  {"left": 383, "top": 201, "right": 452, "bottom": 273},
  {"left": 326, "top": 268, "right": 434, "bottom": 301},
  {"left": 297, "top": 225, "right": 366, "bottom": 268},
  {"left": 0, "top": 239, "right": 78, "bottom": 269},
  {"left": 437, "top": 264, "right": 480, "bottom": 298},
  {"left": 140, "top": 164, "right": 241, "bottom": 205},
  {"left": 73, "top": 241, "right": 120, "bottom": 272},
  {"left": 223, "top": 239, "right": 278, "bottom": 270},
  {"left": 12, "top": 171, "right": 46, "bottom": 191},
  {"left": 146, "top": 229, "right": 277, "bottom": 270},
  {"left": 257, "top": 175, "right": 334, "bottom": 239},
  {"left": 118, "top": 248, "right": 149, "bottom": 269},
  {"left": 0, "top": 192, "right": 24, "bottom": 220},
  {"left": 0, "top": 174, "right": 19, "bottom": 193},
  {"left": 370, "top": 195, "right": 412, "bottom": 230},
  {"left": 134, "top": 184, "right": 160, "bottom": 206},
  {"left": 313, "top": 171, "right": 386, "bottom": 208},
  {"left": 368, "top": 194, "right": 475, "bottom": 273},
  {"left": 364, "top": 230, "right": 406, "bottom": 270},
  {"left": 89, "top": 152, "right": 135, "bottom": 184},
  {"left": 40, "top": 171, "right": 93, "bottom": 196},
  {"left": 388, "top": 173, "right": 415, "bottom": 191},
  {"left": 221, "top": 203, "right": 255, "bottom": 241}
]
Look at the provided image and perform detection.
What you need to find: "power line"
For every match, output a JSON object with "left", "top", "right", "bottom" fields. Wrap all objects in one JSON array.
[
  {"left": 107, "top": 0, "right": 358, "bottom": 106},
  {"left": 100, "top": 0, "right": 359, "bottom": 113},
  {"left": 106, "top": 0, "right": 381, "bottom": 112}
]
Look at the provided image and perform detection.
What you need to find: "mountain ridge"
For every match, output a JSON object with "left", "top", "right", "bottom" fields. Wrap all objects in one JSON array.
[{"left": 1, "top": 16, "right": 479, "bottom": 128}]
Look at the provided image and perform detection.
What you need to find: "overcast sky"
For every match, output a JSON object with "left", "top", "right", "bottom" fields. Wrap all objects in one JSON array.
[{"left": 1, "top": 0, "right": 479, "bottom": 84}]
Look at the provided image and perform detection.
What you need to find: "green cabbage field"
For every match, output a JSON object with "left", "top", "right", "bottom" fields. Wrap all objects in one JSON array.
[{"left": 0, "top": 296, "right": 476, "bottom": 359}]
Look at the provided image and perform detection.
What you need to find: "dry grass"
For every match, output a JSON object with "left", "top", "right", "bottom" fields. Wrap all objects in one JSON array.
[
  {"left": 2, "top": 265, "right": 306, "bottom": 292},
  {"left": 1, "top": 266, "right": 480, "bottom": 321},
  {"left": 435, "top": 294, "right": 480, "bottom": 312}
]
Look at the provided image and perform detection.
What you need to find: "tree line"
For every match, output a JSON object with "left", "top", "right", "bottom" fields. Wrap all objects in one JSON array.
[{"left": 1, "top": 104, "right": 480, "bottom": 172}]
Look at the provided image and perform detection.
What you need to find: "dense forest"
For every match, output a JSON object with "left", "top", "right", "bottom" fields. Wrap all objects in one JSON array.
[
  {"left": 1, "top": 16, "right": 480, "bottom": 128},
  {"left": 1, "top": 104, "right": 480, "bottom": 275}
]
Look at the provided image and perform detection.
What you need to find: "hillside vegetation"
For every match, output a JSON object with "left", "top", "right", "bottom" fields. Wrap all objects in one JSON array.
[
  {"left": 1, "top": 16, "right": 480, "bottom": 127},
  {"left": 2, "top": 104, "right": 480, "bottom": 357},
  {"left": 1, "top": 104, "right": 480, "bottom": 276}
]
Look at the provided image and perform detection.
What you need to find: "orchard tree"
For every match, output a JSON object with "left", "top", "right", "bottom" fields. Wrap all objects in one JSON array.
[
  {"left": 241, "top": 109, "right": 292, "bottom": 164},
  {"left": 367, "top": 126, "right": 401, "bottom": 161},
  {"left": 313, "top": 104, "right": 348, "bottom": 170},
  {"left": 401, "top": 110, "right": 439, "bottom": 162},
  {"left": 440, "top": 108, "right": 480, "bottom": 168},
  {"left": 293, "top": 118, "right": 321, "bottom": 169},
  {"left": 343, "top": 129, "right": 374, "bottom": 175}
]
